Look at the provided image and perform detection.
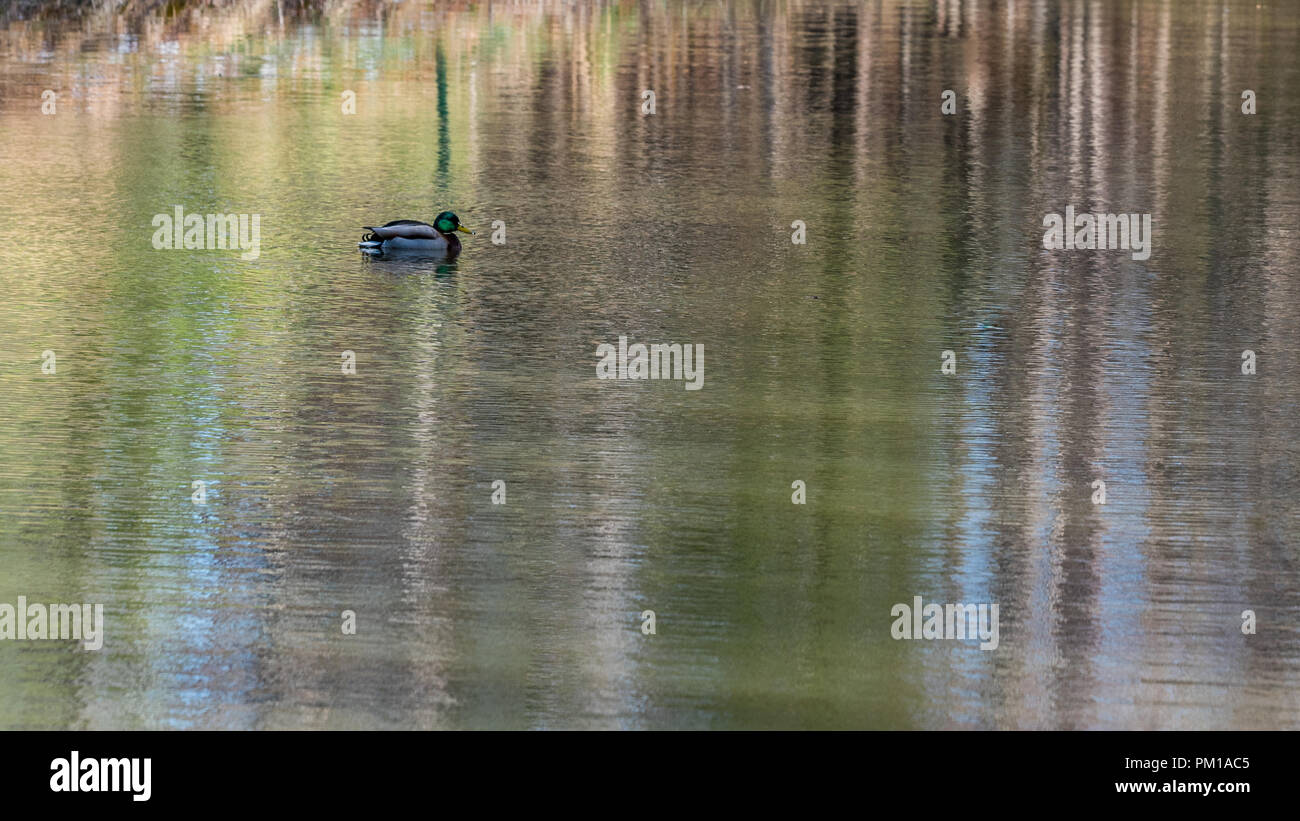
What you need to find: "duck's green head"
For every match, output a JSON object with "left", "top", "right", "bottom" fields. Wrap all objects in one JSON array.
[{"left": 433, "top": 211, "right": 473, "bottom": 236}]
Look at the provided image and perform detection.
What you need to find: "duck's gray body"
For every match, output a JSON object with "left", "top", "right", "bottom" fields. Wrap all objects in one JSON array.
[{"left": 359, "top": 220, "right": 461, "bottom": 255}]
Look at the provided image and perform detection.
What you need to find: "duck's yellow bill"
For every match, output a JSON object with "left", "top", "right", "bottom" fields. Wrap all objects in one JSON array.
[{"left": 456, "top": 225, "right": 475, "bottom": 234}]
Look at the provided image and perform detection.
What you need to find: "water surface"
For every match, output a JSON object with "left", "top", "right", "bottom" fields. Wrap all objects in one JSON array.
[{"left": 1, "top": 0, "right": 1298, "bottom": 729}]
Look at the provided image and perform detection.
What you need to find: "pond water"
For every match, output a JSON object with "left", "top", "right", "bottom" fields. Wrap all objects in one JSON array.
[{"left": 0, "top": 0, "right": 1298, "bottom": 729}]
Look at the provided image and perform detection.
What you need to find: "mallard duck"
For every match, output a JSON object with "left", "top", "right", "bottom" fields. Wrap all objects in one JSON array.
[{"left": 358, "top": 211, "right": 473, "bottom": 255}]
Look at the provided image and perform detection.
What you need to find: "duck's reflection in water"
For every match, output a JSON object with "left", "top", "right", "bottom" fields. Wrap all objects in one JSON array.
[{"left": 361, "top": 252, "right": 460, "bottom": 279}]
